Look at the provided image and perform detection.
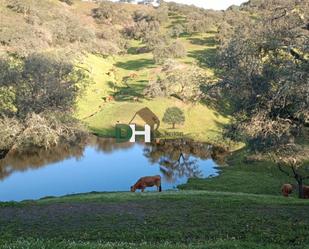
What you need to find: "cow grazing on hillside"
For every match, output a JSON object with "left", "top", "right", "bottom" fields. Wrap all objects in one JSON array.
[
  {"left": 133, "top": 96, "right": 139, "bottom": 102},
  {"left": 129, "top": 73, "right": 138, "bottom": 79},
  {"left": 131, "top": 175, "right": 162, "bottom": 192},
  {"left": 281, "top": 183, "right": 293, "bottom": 197},
  {"left": 106, "top": 95, "right": 114, "bottom": 101}
]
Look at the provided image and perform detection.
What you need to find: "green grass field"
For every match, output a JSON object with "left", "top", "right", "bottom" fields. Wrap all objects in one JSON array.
[{"left": 1, "top": 190, "right": 308, "bottom": 249}]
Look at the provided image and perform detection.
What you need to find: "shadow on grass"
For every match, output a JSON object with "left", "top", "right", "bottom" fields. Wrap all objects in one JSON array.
[
  {"left": 188, "top": 36, "right": 217, "bottom": 46},
  {"left": 114, "top": 58, "right": 155, "bottom": 71},
  {"left": 188, "top": 47, "right": 222, "bottom": 74},
  {"left": 179, "top": 32, "right": 193, "bottom": 38},
  {"left": 127, "top": 46, "right": 150, "bottom": 55},
  {"left": 114, "top": 80, "right": 150, "bottom": 102},
  {"left": 200, "top": 97, "right": 232, "bottom": 118},
  {"left": 166, "top": 13, "right": 186, "bottom": 28}
]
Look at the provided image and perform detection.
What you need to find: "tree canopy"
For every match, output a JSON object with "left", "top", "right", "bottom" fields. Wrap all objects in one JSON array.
[
  {"left": 162, "top": 107, "right": 185, "bottom": 129},
  {"left": 215, "top": 0, "right": 309, "bottom": 197}
]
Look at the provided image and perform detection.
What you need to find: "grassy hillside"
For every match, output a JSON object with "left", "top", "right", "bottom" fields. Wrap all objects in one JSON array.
[
  {"left": 0, "top": 0, "right": 232, "bottom": 145},
  {"left": 75, "top": 31, "right": 230, "bottom": 144}
]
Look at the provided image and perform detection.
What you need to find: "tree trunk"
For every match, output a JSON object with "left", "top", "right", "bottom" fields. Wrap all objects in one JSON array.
[
  {"left": 0, "top": 149, "right": 9, "bottom": 160},
  {"left": 291, "top": 166, "right": 305, "bottom": 199},
  {"left": 297, "top": 178, "right": 304, "bottom": 199},
  {"left": 172, "top": 123, "right": 175, "bottom": 129}
]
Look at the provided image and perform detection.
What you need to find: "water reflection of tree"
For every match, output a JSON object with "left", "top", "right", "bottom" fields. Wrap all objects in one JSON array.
[
  {"left": 0, "top": 140, "right": 87, "bottom": 181},
  {"left": 87, "top": 136, "right": 134, "bottom": 154},
  {"left": 159, "top": 153, "right": 202, "bottom": 182},
  {"left": 143, "top": 139, "right": 227, "bottom": 182},
  {"left": 0, "top": 136, "right": 229, "bottom": 183},
  {"left": 0, "top": 136, "right": 137, "bottom": 181}
]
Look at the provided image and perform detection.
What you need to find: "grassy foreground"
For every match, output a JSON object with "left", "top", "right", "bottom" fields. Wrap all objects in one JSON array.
[{"left": 0, "top": 190, "right": 308, "bottom": 249}]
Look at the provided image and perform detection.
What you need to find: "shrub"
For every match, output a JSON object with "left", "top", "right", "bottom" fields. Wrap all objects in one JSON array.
[
  {"left": 91, "top": 2, "right": 131, "bottom": 24},
  {"left": 0, "top": 53, "right": 89, "bottom": 117},
  {"left": 169, "top": 40, "right": 186, "bottom": 58},
  {"left": 0, "top": 112, "right": 87, "bottom": 152},
  {"left": 0, "top": 116, "right": 23, "bottom": 151},
  {"left": 154, "top": 4, "right": 169, "bottom": 23},
  {"left": 6, "top": 0, "right": 33, "bottom": 14},
  {"left": 153, "top": 44, "right": 171, "bottom": 64},
  {"left": 152, "top": 40, "right": 186, "bottom": 64},
  {"left": 128, "top": 19, "right": 160, "bottom": 40},
  {"left": 144, "top": 63, "right": 205, "bottom": 102},
  {"left": 144, "top": 32, "right": 170, "bottom": 51},
  {"left": 59, "top": 0, "right": 74, "bottom": 5},
  {"left": 169, "top": 24, "right": 185, "bottom": 38}
]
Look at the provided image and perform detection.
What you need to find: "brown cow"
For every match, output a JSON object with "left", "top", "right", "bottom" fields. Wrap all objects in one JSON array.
[
  {"left": 281, "top": 183, "right": 293, "bottom": 197},
  {"left": 131, "top": 175, "right": 162, "bottom": 192},
  {"left": 102, "top": 96, "right": 115, "bottom": 102},
  {"left": 129, "top": 73, "right": 138, "bottom": 79},
  {"left": 106, "top": 95, "right": 114, "bottom": 102}
]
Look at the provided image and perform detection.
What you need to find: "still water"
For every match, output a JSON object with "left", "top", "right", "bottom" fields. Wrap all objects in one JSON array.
[{"left": 0, "top": 137, "right": 223, "bottom": 201}]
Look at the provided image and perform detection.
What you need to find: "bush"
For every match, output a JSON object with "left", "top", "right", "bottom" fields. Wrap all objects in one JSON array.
[
  {"left": 46, "top": 17, "right": 95, "bottom": 46},
  {"left": 144, "top": 63, "right": 205, "bottom": 102},
  {"left": 96, "top": 28, "right": 128, "bottom": 52},
  {"left": 169, "top": 24, "right": 185, "bottom": 38},
  {"left": 59, "top": 0, "right": 74, "bottom": 5},
  {"left": 132, "top": 10, "right": 155, "bottom": 22},
  {"left": 0, "top": 53, "right": 89, "bottom": 117},
  {"left": 127, "top": 19, "right": 160, "bottom": 40},
  {"left": 6, "top": 0, "right": 33, "bottom": 14},
  {"left": 91, "top": 2, "right": 131, "bottom": 24},
  {"left": 3, "top": 0, "right": 122, "bottom": 57},
  {"left": 0, "top": 112, "right": 87, "bottom": 152},
  {"left": 154, "top": 3, "right": 169, "bottom": 23},
  {"left": 153, "top": 44, "right": 171, "bottom": 64},
  {"left": 169, "top": 40, "right": 186, "bottom": 58},
  {"left": 0, "top": 18, "right": 48, "bottom": 57},
  {"left": 152, "top": 40, "right": 186, "bottom": 64},
  {"left": 144, "top": 32, "right": 170, "bottom": 51},
  {"left": 0, "top": 116, "right": 23, "bottom": 151}
]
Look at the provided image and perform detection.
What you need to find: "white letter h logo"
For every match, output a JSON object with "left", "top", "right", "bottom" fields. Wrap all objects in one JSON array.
[{"left": 129, "top": 124, "right": 151, "bottom": 143}]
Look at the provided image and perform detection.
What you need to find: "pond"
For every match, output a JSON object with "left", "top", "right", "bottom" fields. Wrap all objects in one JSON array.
[{"left": 0, "top": 137, "right": 226, "bottom": 202}]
